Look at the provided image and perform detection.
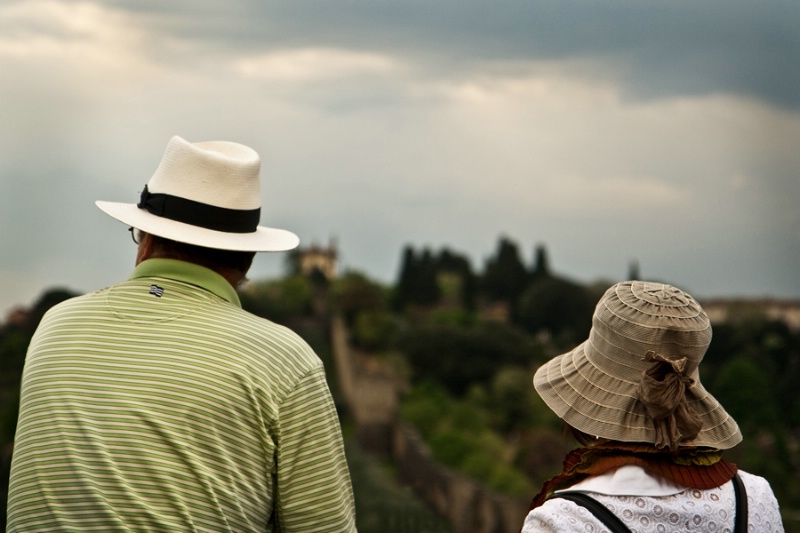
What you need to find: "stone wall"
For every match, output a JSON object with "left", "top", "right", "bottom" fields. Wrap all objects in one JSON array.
[{"left": 331, "top": 316, "right": 530, "bottom": 533}]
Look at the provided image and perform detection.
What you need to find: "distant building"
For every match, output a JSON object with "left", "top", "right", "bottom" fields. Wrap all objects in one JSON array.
[
  {"left": 701, "top": 298, "right": 800, "bottom": 331},
  {"left": 296, "top": 239, "right": 338, "bottom": 281}
]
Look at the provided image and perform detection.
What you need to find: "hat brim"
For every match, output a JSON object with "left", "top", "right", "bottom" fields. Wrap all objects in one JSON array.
[
  {"left": 97, "top": 201, "right": 299, "bottom": 252},
  {"left": 533, "top": 342, "right": 743, "bottom": 450}
]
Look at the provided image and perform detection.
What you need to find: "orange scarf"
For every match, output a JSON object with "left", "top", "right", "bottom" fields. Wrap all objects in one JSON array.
[{"left": 530, "top": 442, "right": 737, "bottom": 510}]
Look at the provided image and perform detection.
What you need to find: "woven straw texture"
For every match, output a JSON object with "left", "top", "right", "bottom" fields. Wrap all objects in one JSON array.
[{"left": 533, "top": 281, "right": 742, "bottom": 449}]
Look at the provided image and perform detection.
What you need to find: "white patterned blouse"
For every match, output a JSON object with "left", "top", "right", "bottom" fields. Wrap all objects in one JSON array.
[{"left": 522, "top": 465, "right": 784, "bottom": 532}]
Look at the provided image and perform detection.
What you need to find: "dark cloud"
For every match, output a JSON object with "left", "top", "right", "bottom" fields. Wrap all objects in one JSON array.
[
  {"left": 1, "top": 0, "right": 798, "bottom": 314},
  {"left": 104, "top": 0, "right": 800, "bottom": 108}
]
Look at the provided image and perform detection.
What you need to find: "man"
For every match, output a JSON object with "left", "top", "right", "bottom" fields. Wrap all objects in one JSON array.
[{"left": 7, "top": 136, "right": 357, "bottom": 532}]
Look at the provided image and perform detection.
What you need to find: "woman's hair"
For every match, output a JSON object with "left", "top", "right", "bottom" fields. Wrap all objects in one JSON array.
[
  {"left": 147, "top": 234, "right": 256, "bottom": 283},
  {"left": 565, "top": 423, "right": 599, "bottom": 447}
]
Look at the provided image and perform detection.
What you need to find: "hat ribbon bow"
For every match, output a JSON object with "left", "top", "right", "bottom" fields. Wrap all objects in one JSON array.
[{"left": 638, "top": 351, "right": 703, "bottom": 450}]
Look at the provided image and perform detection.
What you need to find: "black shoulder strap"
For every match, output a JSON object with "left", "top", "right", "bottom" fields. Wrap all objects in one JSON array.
[
  {"left": 548, "top": 491, "right": 632, "bottom": 533},
  {"left": 732, "top": 473, "right": 748, "bottom": 533},
  {"left": 550, "top": 476, "right": 748, "bottom": 533}
]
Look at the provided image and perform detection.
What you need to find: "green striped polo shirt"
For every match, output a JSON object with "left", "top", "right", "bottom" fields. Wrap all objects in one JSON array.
[{"left": 7, "top": 259, "right": 356, "bottom": 532}]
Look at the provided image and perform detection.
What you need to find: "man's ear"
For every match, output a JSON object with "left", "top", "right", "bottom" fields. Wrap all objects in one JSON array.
[{"left": 135, "top": 232, "right": 155, "bottom": 265}]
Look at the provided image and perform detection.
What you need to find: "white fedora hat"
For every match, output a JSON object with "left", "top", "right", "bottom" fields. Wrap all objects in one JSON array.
[{"left": 96, "top": 135, "right": 299, "bottom": 252}]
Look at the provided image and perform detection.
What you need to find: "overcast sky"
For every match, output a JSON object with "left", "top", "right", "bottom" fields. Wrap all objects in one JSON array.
[{"left": 1, "top": 0, "right": 799, "bottom": 316}]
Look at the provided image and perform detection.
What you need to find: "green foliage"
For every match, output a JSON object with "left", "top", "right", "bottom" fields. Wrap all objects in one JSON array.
[
  {"left": 0, "top": 328, "right": 29, "bottom": 388},
  {"left": 437, "top": 272, "right": 462, "bottom": 305},
  {"left": 487, "top": 368, "right": 531, "bottom": 432},
  {"left": 430, "top": 429, "right": 479, "bottom": 467},
  {"left": 392, "top": 238, "right": 597, "bottom": 348},
  {"left": 345, "top": 438, "right": 452, "bottom": 533},
  {"left": 27, "top": 288, "right": 80, "bottom": 329},
  {"left": 401, "top": 378, "right": 565, "bottom": 496},
  {"left": 427, "top": 308, "right": 476, "bottom": 327},
  {"left": 706, "top": 319, "right": 800, "bottom": 428},
  {"left": 353, "top": 311, "right": 397, "bottom": 351},
  {"left": 4, "top": 239, "right": 800, "bottom": 523},
  {"left": 393, "top": 247, "right": 441, "bottom": 310},
  {"left": 713, "top": 355, "right": 779, "bottom": 432},
  {"left": 397, "top": 322, "right": 546, "bottom": 396},
  {"left": 330, "top": 271, "right": 388, "bottom": 325},
  {"left": 517, "top": 276, "right": 596, "bottom": 346},
  {"left": 400, "top": 382, "right": 535, "bottom": 497},
  {"left": 485, "top": 461, "right": 534, "bottom": 497},
  {"left": 240, "top": 275, "right": 313, "bottom": 322},
  {"left": 393, "top": 246, "right": 476, "bottom": 312},
  {"left": 400, "top": 382, "right": 452, "bottom": 440},
  {"left": 0, "top": 328, "right": 29, "bottom": 444},
  {"left": 531, "top": 244, "right": 550, "bottom": 280},
  {"left": 437, "top": 249, "right": 477, "bottom": 311},
  {"left": 391, "top": 250, "right": 800, "bottom": 511},
  {"left": 327, "top": 271, "right": 396, "bottom": 350},
  {"left": 481, "top": 237, "right": 528, "bottom": 306}
]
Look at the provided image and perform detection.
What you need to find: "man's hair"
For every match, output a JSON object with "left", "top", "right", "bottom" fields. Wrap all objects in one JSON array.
[{"left": 148, "top": 234, "right": 256, "bottom": 280}]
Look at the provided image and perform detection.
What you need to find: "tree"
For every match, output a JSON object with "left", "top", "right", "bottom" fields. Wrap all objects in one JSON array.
[
  {"left": 517, "top": 276, "right": 594, "bottom": 346},
  {"left": 27, "top": 288, "right": 80, "bottom": 332},
  {"left": 415, "top": 249, "right": 440, "bottom": 306},
  {"left": 392, "top": 245, "right": 441, "bottom": 310},
  {"left": 240, "top": 275, "right": 313, "bottom": 322},
  {"left": 482, "top": 237, "right": 528, "bottom": 307},
  {"left": 486, "top": 367, "right": 549, "bottom": 433},
  {"left": 713, "top": 355, "right": 779, "bottom": 435},
  {"left": 530, "top": 244, "right": 551, "bottom": 281},
  {"left": 330, "top": 272, "right": 394, "bottom": 348},
  {"left": 437, "top": 248, "right": 477, "bottom": 310},
  {"left": 392, "top": 246, "right": 417, "bottom": 311},
  {"left": 397, "top": 322, "right": 544, "bottom": 396}
]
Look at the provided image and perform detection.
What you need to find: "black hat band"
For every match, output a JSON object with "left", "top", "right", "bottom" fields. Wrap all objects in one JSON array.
[{"left": 137, "top": 185, "right": 260, "bottom": 233}]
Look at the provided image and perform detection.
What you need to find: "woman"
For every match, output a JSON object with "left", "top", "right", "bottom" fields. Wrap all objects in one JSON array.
[{"left": 522, "top": 281, "right": 784, "bottom": 532}]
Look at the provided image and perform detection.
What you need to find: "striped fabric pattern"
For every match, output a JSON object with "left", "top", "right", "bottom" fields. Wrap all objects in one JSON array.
[{"left": 7, "top": 259, "right": 356, "bottom": 532}]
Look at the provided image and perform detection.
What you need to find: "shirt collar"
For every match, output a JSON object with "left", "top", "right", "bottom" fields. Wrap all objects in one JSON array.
[
  {"left": 559, "top": 465, "right": 685, "bottom": 497},
  {"left": 129, "top": 258, "right": 241, "bottom": 307}
]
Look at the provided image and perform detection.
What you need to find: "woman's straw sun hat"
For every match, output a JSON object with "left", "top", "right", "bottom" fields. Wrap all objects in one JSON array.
[{"left": 533, "top": 281, "right": 742, "bottom": 450}]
